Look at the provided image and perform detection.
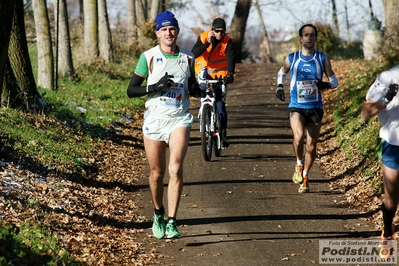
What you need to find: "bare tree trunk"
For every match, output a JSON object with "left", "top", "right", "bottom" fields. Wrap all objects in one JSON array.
[
  {"left": 9, "top": 0, "right": 41, "bottom": 99},
  {"left": 381, "top": 0, "right": 399, "bottom": 58},
  {"left": 32, "top": 0, "right": 54, "bottom": 90},
  {"left": 229, "top": 0, "right": 252, "bottom": 63},
  {"left": 160, "top": 0, "right": 167, "bottom": 10},
  {"left": 0, "top": 1, "right": 15, "bottom": 95},
  {"left": 78, "top": 0, "right": 84, "bottom": 22},
  {"left": 150, "top": 0, "right": 160, "bottom": 21},
  {"left": 136, "top": 0, "right": 147, "bottom": 40},
  {"left": 98, "top": 0, "right": 113, "bottom": 63},
  {"left": 253, "top": 0, "right": 272, "bottom": 63},
  {"left": 331, "top": 0, "right": 339, "bottom": 36},
  {"left": 136, "top": 0, "right": 148, "bottom": 22},
  {"left": 2, "top": 60, "right": 20, "bottom": 108},
  {"left": 54, "top": 0, "right": 75, "bottom": 77},
  {"left": 344, "top": 0, "right": 350, "bottom": 42},
  {"left": 4, "top": 0, "right": 45, "bottom": 109},
  {"left": 382, "top": 0, "right": 399, "bottom": 36},
  {"left": 83, "top": 0, "right": 99, "bottom": 63},
  {"left": 126, "top": 0, "right": 137, "bottom": 48},
  {"left": 136, "top": 0, "right": 156, "bottom": 50}
]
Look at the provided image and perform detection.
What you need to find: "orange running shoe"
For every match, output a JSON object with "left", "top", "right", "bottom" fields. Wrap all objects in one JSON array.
[
  {"left": 379, "top": 224, "right": 395, "bottom": 259},
  {"left": 298, "top": 176, "right": 309, "bottom": 193},
  {"left": 292, "top": 164, "right": 304, "bottom": 184}
]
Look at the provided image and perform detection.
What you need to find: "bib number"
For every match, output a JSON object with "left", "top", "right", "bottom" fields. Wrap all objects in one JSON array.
[
  {"left": 158, "top": 83, "right": 184, "bottom": 109},
  {"left": 297, "top": 80, "right": 318, "bottom": 103}
]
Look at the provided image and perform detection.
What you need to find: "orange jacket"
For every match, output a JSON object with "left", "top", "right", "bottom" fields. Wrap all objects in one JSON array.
[{"left": 194, "top": 30, "right": 232, "bottom": 79}]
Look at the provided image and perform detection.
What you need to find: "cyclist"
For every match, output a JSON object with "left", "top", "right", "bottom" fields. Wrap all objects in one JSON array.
[
  {"left": 275, "top": 24, "right": 338, "bottom": 193},
  {"left": 191, "top": 17, "right": 236, "bottom": 148},
  {"left": 126, "top": 10, "right": 200, "bottom": 239}
]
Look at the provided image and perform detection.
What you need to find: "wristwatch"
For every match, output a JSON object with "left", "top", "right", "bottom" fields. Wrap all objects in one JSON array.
[{"left": 381, "top": 96, "right": 389, "bottom": 106}]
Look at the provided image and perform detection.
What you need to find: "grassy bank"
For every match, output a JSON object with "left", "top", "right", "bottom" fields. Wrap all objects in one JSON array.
[
  {"left": 1, "top": 45, "right": 145, "bottom": 168},
  {"left": 0, "top": 45, "right": 145, "bottom": 264},
  {"left": 333, "top": 59, "right": 390, "bottom": 192}
]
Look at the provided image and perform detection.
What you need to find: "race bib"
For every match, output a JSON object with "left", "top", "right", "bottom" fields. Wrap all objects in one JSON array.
[
  {"left": 297, "top": 80, "right": 318, "bottom": 103},
  {"left": 158, "top": 83, "right": 184, "bottom": 109}
]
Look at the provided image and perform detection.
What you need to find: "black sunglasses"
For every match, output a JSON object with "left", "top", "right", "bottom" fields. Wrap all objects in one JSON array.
[{"left": 213, "top": 29, "right": 225, "bottom": 33}]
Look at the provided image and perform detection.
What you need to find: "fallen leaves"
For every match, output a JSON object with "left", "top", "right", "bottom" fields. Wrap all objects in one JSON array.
[
  {"left": 0, "top": 113, "right": 153, "bottom": 265},
  {"left": 318, "top": 60, "right": 386, "bottom": 230},
  {"left": 282, "top": 253, "right": 299, "bottom": 261}
]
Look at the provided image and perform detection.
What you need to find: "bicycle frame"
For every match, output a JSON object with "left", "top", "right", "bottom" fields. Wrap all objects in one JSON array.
[
  {"left": 199, "top": 90, "right": 216, "bottom": 133},
  {"left": 198, "top": 79, "right": 223, "bottom": 161}
]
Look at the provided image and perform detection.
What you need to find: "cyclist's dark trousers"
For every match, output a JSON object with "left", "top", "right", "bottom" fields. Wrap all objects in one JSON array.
[
  {"left": 214, "top": 86, "right": 227, "bottom": 137},
  {"left": 216, "top": 101, "right": 227, "bottom": 136}
]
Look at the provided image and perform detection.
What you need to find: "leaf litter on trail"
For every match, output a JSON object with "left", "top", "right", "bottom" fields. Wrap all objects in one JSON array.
[
  {"left": 0, "top": 113, "right": 155, "bottom": 265},
  {"left": 318, "top": 60, "right": 388, "bottom": 229}
]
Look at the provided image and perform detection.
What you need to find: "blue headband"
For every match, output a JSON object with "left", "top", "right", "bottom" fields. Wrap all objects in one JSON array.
[{"left": 155, "top": 10, "right": 179, "bottom": 31}]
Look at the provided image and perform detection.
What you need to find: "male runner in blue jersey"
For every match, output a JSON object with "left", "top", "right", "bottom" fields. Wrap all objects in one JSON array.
[{"left": 275, "top": 24, "right": 338, "bottom": 193}]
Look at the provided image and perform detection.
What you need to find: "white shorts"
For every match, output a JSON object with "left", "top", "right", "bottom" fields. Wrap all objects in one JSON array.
[{"left": 143, "top": 111, "right": 193, "bottom": 143}]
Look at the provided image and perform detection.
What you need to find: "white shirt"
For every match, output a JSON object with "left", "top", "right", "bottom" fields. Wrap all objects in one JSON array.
[
  {"left": 366, "top": 65, "right": 399, "bottom": 145},
  {"left": 143, "top": 46, "right": 193, "bottom": 117}
]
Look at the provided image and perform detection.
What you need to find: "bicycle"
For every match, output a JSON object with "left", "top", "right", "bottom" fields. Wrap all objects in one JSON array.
[{"left": 198, "top": 77, "right": 225, "bottom": 162}]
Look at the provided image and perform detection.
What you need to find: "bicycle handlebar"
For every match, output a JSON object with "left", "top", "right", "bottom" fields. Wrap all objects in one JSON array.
[
  {"left": 206, "top": 79, "right": 224, "bottom": 84},
  {"left": 199, "top": 79, "right": 225, "bottom": 87},
  {"left": 198, "top": 69, "right": 225, "bottom": 86}
]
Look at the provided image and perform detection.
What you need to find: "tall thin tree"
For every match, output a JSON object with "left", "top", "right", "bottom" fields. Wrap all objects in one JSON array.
[
  {"left": 0, "top": 1, "right": 15, "bottom": 93},
  {"left": 135, "top": 0, "right": 157, "bottom": 50},
  {"left": 344, "top": 0, "right": 350, "bottom": 42},
  {"left": 229, "top": 0, "right": 252, "bottom": 62},
  {"left": 381, "top": 0, "right": 399, "bottom": 63},
  {"left": 382, "top": 0, "right": 399, "bottom": 35},
  {"left": 2, "top": 0, "right": 44, "bottom": 109},
  {"left": 126, "top": 0, "right": 137, "bottom": 48},
  {"left": 331, "top": 0, "right": 339, "bottom": 36},
  {"left": 150, "top": 0, "right": 160, "bottom": 21},
  {"left": 32, "top": 0, "right": 54, "bottom": 89},
  {"left": 54, "top": 0, "right": 74, "bottom": 77},
  {"left": 253, "top": 0, "right": 272, "bottom": 63},
  {"left": 9, "top": 0, "right": 42, "bottom": 104},
  {"left": 78, "top": 0, "right": 84, "bottom": 22},
  {"left": 98, "top": 0, "right": 113, "bottom": 63},
  {"left": 83, "top": 0, "right": 99, "bottom": 62}
]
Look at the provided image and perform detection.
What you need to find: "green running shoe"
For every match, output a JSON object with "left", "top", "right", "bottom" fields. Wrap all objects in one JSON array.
[
  {"left": 152, "top": 213, "right": 165, "bottom": 239},
  {"left": 166, "top": 219, "right": 181, "bottom": 239},
  {"left": 292, "top": 164, "right": 304, "bottom": 184},
  {"left": 298, "top": 176, "right": 309, "bottom": 193}
]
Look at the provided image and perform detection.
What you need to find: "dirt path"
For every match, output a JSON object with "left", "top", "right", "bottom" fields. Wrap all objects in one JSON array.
[{"left": 137, "top": 63, "right": 380, "bottom": 265}]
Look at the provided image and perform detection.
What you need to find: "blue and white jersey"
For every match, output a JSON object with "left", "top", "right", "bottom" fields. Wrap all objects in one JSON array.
[{"left": 288, "top": 50, "right": 327, "bottom": 109}]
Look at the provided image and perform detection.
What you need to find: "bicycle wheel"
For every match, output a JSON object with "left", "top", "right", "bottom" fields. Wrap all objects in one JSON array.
[
  {"left": 201, "top": 104, "right": 213, "bottom": 161},
  {"left": 213, "top": 111, "right": 222, "bottom": 157}
]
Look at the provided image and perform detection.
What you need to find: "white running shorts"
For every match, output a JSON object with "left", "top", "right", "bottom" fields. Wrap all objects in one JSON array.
[{"left": 142, "top": 111, "right": 193, "bottom": 143}]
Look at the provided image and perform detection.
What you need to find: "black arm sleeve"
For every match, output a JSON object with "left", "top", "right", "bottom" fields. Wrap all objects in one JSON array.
[
  {"left": 188, "top": 72, "right": 197, "bottom": 88},
  {"left": 225, "top": 39, "right": 236, "bottom": 74},
  {"left": 191, "top": 36, "right": 211, "bottom": 58},
  {"left": 126, "top": 74, "right": 147, "bottom": 98}
]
